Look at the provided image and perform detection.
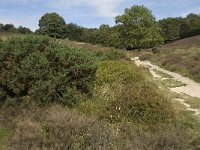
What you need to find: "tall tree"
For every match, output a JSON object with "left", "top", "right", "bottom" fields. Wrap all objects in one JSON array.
[
  {"left": 2, "top": 24, "right": 16, "bottom": 32},
  {"left": 0, "top": 23, "right": 3, "bottom": 31},
  {"left": 116, "top": 5, "right": 163, "bottom": 50},
  {"left": 159, "top": 17, "right": 183, "bottom": 43},
  {"left": 180, "top": 13, "right": 200, "bottom": 38},
  {"left": 64, "top": 23, "right": 84, "bottom": 41},
  {"left": 18, "top": 26, "right": 32, "bottom": 34},
  {"left": 38, "top": 13, "right": 66, "bottom": 38}
]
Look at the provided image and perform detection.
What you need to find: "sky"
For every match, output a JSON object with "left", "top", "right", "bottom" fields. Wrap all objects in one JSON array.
[{"left": 0, "top": 0, "right": 200, "bottom": 31}]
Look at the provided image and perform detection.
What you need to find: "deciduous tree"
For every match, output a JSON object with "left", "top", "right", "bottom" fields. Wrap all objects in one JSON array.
[
  {"left": 38, "top": 13, "right": 66, "bottom": 38},
  {"left": 116, "top": 5, "right": 163, "bottom": 50}
]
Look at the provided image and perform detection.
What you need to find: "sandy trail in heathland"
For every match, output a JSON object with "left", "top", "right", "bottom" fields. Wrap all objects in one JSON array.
[{"left": 132, "top": 57, "right": 200, "bottom": 116}]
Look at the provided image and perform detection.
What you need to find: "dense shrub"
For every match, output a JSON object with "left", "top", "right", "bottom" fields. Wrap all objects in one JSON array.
[
  {"left": 0, "top": 35, "right": 97, "bottom": 106},
  {"left": 94, "top": 60, "right": 174, "bottom": 125}
]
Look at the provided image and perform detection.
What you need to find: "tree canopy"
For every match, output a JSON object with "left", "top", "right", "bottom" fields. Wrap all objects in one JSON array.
[
  {"left": 38, "top": 13, "right": 66, "bottom": 38},
  {"left": 159, "top": 17, "right": 182, "bottom": 42},
  {"left": 34, "top": 8, "right": 200, "bottom": 49},
  {"left": 159, "top": 13, "right": 200, "bottom": 42},
  {"left": 115, "top": 5, "right": 163, "bottom": 50}
]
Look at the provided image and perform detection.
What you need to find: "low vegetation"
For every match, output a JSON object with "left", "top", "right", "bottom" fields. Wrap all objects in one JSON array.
[
  {"left": 149, "top": 47, "right": 200, "bottom": 83},
  {"left": 1, "top": 4, "right": 200, "bottom": 148},
  {"left": 1, "top": 35, "right": 199, "bottom": 149},
  {"left": 161, "top": 79, "right": 186, "bottom": 88},
  {"left": 133, "top": 35, "right": 200, "bottom": 83}
]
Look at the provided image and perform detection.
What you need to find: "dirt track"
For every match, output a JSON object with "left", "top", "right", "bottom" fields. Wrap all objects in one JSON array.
[{"left": 132, "top": 57, "right": 200, "bottom": 116}]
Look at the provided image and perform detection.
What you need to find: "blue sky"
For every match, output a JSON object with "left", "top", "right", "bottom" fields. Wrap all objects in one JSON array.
[{"left": 0, "top": 0, "right": 200, "bottom": 31}]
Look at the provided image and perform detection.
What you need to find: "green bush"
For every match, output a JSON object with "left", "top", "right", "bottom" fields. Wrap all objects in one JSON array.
[
  {"left": 94, "top": 60, "right": 174, "bottom": 125},
  {"left": 0, "top": 35, "right": 97, "bottom": 106}
]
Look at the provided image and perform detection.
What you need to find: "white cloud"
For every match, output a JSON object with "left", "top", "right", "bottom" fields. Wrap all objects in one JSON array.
[
  {"left": 0, "top": 0, "right": 123, "bottom": 18},
  {"left": 48, "top": 0, "right": 123, "bottom": 18}
]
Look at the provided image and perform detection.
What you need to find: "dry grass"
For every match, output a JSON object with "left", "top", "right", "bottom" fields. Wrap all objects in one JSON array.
[
  {"left": 2, "top": 105, "right": 114, "bottom": 150},
  {"left": 0, "top": 32, "right": 24, "bottom": 40},
  {"left": 59, "top": 38, "right": 123, "bottom": 52},
  {"left": 163, "top": 35, "right": 200, "bottom": 49},
  {"left": 0, "top": 105, "right": 197, "bottom": 150}
]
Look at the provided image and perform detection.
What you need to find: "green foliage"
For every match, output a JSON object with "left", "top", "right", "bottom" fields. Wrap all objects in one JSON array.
[
  {"left": 64, "top": 23, "right": 84, "bottom": 41},
  {"left": 159, "top": 17, "right": 182, "bottom": 42},
  {"left": 93, "top": 60, "right": 174, "bottom": 125},
  {"left": 180, "top": 13, "right": 200, "bottom": 38},
  {"left": 38, "top": 13, "right": 66, "bottom": 38},
  {"left": 1, "top": 24, "right": 16, "bottom": 32},
  {"left": 0, "top": 23, "right": 32, "bottom": 34},
  {"left": 0, "top": 35, "right": 97, "bottom": 106},
  {"left": 159, "top": 14, "right": 200, "bottom": 43},
  {"left": 116, "top": 5, "right": 164, "bottom": 50},
  {"left": 17, "top": 26, "right": 32, "bottom": 34}
]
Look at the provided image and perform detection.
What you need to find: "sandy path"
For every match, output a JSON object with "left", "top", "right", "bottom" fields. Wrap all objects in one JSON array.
[{"left": 132, "top": 57, "right": 200, "bottom": 116}]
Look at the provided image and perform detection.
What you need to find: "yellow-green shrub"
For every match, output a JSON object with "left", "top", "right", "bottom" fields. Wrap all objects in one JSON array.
[
  {"left": 96, "top": 60, "right": 145, "bottom": 86},
  {"left": 94, "top": 60, "right": 174, "bottom": 125}
]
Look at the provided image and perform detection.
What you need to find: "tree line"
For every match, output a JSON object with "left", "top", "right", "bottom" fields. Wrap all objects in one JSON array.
[
  {"left": 36, "top": 5, "right": 200, "bottom": 50},
  {"left": 159, "top": 13, "right": 200, "bottom": 43},
  {"left": 2, "top": 5, "right": 200, "bottom": 50},
  {"left": 36, "top": 6, "right": 163, "bottom": 50},
  {"left": 0, "top": 23, "right": 32, "bottom": 34}
]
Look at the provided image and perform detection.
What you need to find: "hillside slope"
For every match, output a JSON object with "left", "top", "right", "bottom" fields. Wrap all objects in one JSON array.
[
  {"left": 163, "top": 35, "right": 200, "bottom": 49},
  {"left": 1, "top": 35, "right": 196, "bottom": 149},
  {"left": 136, "top": 35, "right": 200, "bottom": 83}
]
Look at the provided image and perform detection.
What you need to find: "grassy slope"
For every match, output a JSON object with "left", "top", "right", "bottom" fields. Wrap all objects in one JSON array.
[
  {"left": 154, "top": 35, "right": 200, "bottom": 82},
  {"left": 1, "top": 34, "right": 200, "bottom": 149}
]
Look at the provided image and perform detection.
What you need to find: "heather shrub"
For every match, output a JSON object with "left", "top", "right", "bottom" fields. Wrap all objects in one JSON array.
[
  {"left": 9, "top": 106, "right": 114, "bottom": 150},
  {"left": 7, "top": 106, "right": 191, "bottom": 150},
  {"left": 43, "top": 106, "right": 113, "bottom": 150},
  {"left": 114, "top": 123, "right": 190, "bottom": 150},
  {"left": 151, "top": 51, "right": 200, "bottom": 82},
  {"left": 10, "top": 119, "right": 44, "bottom": 150},
  {"left": 94, "top": 60, "right": 174, "bottom": 125},
  {"left": 0, "top": 35, "right": 97, "bottom": 106}
]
